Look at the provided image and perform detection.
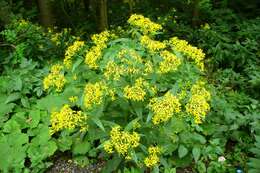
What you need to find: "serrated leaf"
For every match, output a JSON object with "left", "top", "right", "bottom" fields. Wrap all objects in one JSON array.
[
  {"left": 178, "top": 145, "right": 188, "bottom": 158},
  {"left": 0, "top": 103, "right": 15, "bottom": 118},
  {"left": 72, "top": 139, "right": 91, "bottom": 155},
  {"left": 36, "top": 94, "right": 67, "bottom": 112},
  {"left": 14, "top": 77, "right": 23, "bottom": 91},
  {"left": 28, "top": 110, "right": 41, "bottom": 128},
  {"left": 3, "top": 120, "right": 21, "bottom": 133}
]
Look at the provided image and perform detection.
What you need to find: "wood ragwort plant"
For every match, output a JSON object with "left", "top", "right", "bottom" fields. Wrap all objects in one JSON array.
[{"left": 43, "top": 14, "right": 212, "bottom": 171}]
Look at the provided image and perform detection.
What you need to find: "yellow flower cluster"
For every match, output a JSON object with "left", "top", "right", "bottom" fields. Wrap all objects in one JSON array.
[
  {"left": 64, "top": 40, "right": 85, "bottom": 68},
  {"left": 128, "top": 14, "right": 162, "bottom": 34},
  {"left": 43, "top": 64, "right": 66, "bottom": 92},
  {"left": 149, "top": 92, "right": 181, "bottom": 125},
  {"left": 159, "top": 50, "right": 181, "bottom": 73},
  {"left": 191, "top": 81, "right": 211, "bottom": 100},
  {"left": 169, "top": 37, "right": 205, "bottom": 70},
  {"left": 91, "top": 30, "right": 110, "bottom": 46},
  {"left": 84, "top": 82, "right": 107, "bottom": 109},
  {"left": 119, "top": 49, "right": 143, "bottom": 64},
  {"left": 117, "top": 49, "right": 142, "bottom": 74},
  {"left": 104, "top": 61, "right": 125, "bottom": 81},
  {"left": 50, "top": 104, "right": 87, "bottom": 134},
  {"left": 104, "top": 126, "right": 140, "bottom": 157},
  {"left": 144, "top": 146, "right": 161, "bottom": 167},
  {"left": 124, "top": 78, "right": 147, "bottom": 101},
  {"left": 185, "top": 81, "right": 211, "bottom": 124},
  {"left": 85, "top": 31, "right": 110, "bottom": 69},
  {"left": 140, "top": 35, "right": 166, "bottom": 52}
]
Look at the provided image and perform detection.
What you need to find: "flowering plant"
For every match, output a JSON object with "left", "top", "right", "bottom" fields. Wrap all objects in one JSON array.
[{"left": 43, "top": 14, "right": 211, "bottom": 170}]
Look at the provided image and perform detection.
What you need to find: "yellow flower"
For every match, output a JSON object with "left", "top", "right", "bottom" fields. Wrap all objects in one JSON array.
[
  {"left": 104, "top": 140, "right": 114, "bottom": 154},
  {"left": 144, "top": 60, "right": 153, "bottom": 74},
  {"left": 91, "top": 30, "right": 110, "bottom": 46},
  {"left": 85, "top": 45, "right": 103, "bottom": 69},
  {"left": 128, "top": 14, "right": 162, "bottom": 34},
  {"left": 84, "top": 82, "right": 107, "bottom": 109},
  {"left": 186, "top": 94, "right": 210, "bottom": 124},
  {"left": 149, "top": 92, "right": 181, "bottom": 125},
  {"left": 108, "top": 89, "right": 116, "bottom": 101},
  {"left": 124, "top": 78, "right": 147, "bottom": 101},
  {"left": 104, "top": 61, "right": 124, "bottom": 80},
  {"left": 69, "top": 96, "right": 78, "bottom": 103},
  {"left": 43, "top": 64, "right": 66, "bottom": 92},
  {"left": 140, "top": 35, "right": 166, "bottom": 52},
  {"left": 64, "top": 40, "right": 85, "bottom": 68},
  {"left": 159, "top": 50, "right": 181, "bottom": 73},
  {"left": 191, "top": 81, "right": 211, "bottom": 100},
  {"left": 186, "top": 81, "right": 211, "bottom": 124},
  {"left": 50, "top": 104, "right": 88, "bottom": 134},
  {"left": 144, "top": 146, "right": 161, "bottom": 167},
  {"left": 104, "top": 126, "right": 140, "bottom": 157},
  {"left": 85, "top": 31, "right": 111, "bottom": 69},
  {"left": 169, "top": 37, "right": 205, "bottom": 71}
]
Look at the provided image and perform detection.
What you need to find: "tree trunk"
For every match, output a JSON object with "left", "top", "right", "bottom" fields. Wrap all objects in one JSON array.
[
  {"left": 83, "top": 0, "right": 90, "bottom": 12},
  {"left": 97, "top": 0, "right": 108, "bottom": 31},
  {"left": 192, "top": 0, "right": 200, "bottom": 27},
  {"left": 37, "top": 0, "right": 54, "bottom": 27}
]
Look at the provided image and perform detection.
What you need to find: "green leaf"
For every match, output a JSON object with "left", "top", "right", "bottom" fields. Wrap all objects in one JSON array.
[
  {"left": 56, "top": 132, "right": 73, "bottom": 152},
  {"left": 3, "top": 120, "right": 21, "bottom": 133},
  {"left": 197, "top": 160, "right": 206, "bottom": 173},
  {"left": 12, "top": 112, "right": 29, "bottom": 129},
  {"left": 164, "top": 168, "right": 176, "bottom": 173},
  {"left": 102, "top": 156, "right": 121, "bottom": 173},
  {"left": 0, "top": 132, "right": 28, "bottom": 171},
  {"left": 0, "top": 102, "right": 15, "bottom": 117},
  {"left": 191, "top": 133, "right": 206, "bottom": 144},
  {"left": 192, "top": 147, "right": 201, "bottom": 162},
  {"left": 91, "top": 117, "right": 105, "bottom": 132},
  {"left": 178, "top": 145, "right": 188, "bottom": 158},
  {"left": 28, "top": 110, "right": 41, "bottom": 128},
  {"left": 72, "top": 138, "right": 91, "bottom": 155},
  {"left": 5, "top": 93, "right": 21, "bottom": 104},
  {"left": 14, "top": 77, "right": 23, "bottom": 91},
  {"left": 72, "top": 59, "right": 83, "bottom": 73},
  {"left": 8, "top": 132, "right": 28, "bottom": 147},
  {"left": 21, "top": 98, "right": 30, "bottom": 108},
  {"left": 74, "top": 156, "right": 89, "bottom": 167},
  {"left": 36, "top": 94, "right": 67, "bottom": 112}
]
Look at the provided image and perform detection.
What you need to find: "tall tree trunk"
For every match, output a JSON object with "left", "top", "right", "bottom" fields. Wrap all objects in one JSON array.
[
  {"left": 192, "top": 0, "right": 200, "bottom": 27},
  {"left": 37, "top": 0, "right": 54, "bottom": 27},
  {"left": 83, "top": 0, "right": 90, "bottom": 12},
  {"left": 97, "top": 0, "right": 108, "bottom": 31}
]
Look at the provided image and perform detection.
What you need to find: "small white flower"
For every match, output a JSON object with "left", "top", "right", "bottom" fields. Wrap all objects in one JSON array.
[{"left": 218, "top": 156, "right": 226, "bottom": 162}]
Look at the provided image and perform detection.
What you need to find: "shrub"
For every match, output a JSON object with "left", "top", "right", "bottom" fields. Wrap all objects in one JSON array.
[{"left": 43, "top": 14, "right": 212, "bottom": 171}]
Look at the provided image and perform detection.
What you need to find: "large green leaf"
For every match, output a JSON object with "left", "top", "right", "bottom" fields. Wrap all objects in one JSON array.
[
  {"left": 192, "top": 147, "right": 201, "bottom": 162},
  {"left": 72, "top": 138, "right": 91, "bottom": 155},
  {"left": 178, "top": 145, "right": 188, "bottom": 158},
  {"left": 36, "top": 94, "right": 67, "bottom": 112}
]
